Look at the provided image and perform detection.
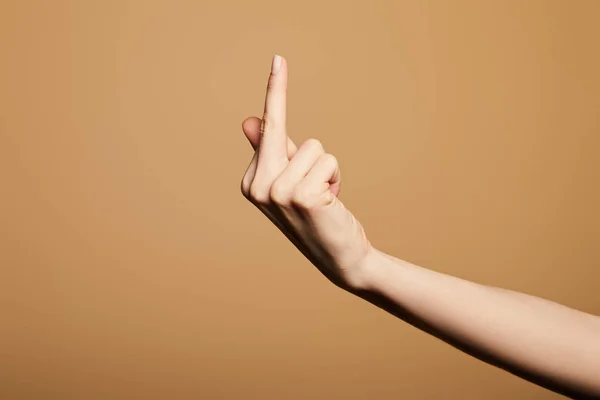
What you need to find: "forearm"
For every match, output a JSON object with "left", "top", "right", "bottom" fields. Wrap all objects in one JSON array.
[{"left": 353, "top": 248, "right": 600, "bottom": 398}]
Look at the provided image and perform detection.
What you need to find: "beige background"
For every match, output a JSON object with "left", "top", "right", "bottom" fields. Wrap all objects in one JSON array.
[{"left": 1, "top": 1, "right": 599, "bottom": 399}]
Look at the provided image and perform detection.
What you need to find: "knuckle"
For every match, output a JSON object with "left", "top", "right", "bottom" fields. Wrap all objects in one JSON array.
[
  {"left": 260, "top": 116, "right": 282, "bottom": 138},
  {"left": 269, "top": 180, "right": 291, "bottom": 205},
  {"left": 241, "top": 179, "right": 251, "bottom": 198},
  {"left": 240, "top": 171, "right": 254, "bottom": 199},
  {"left": 291, "top": 186, "right": 313, "bottom": 209},
  {"left": 260, "top": 118, "right": 269, "bottom": 136},
  {"left": 303, "top": 138, "right": 324, "bottom": 153},
  {"left": 322, "top": 153, "right": 338, "bottom": 168},
  {"left": 248, "top": 183, "right": 271, "bottom": 205},
  {"left": 267, "top": 77, "right": 286, "bottom": 92}
]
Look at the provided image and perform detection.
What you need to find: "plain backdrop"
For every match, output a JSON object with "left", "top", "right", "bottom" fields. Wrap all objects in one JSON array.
[{"left": 1, "top": 1, "right": 599, "bottom": 399}]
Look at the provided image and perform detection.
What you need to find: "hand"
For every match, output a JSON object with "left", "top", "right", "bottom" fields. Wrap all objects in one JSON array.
[{"left": 240, "top": 55, "right": 372, "bottom": 290}]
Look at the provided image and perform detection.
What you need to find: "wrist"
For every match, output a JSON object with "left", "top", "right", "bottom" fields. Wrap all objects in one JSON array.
[{"left": 345, "top": 246, "right": 394, "bottom": 293}]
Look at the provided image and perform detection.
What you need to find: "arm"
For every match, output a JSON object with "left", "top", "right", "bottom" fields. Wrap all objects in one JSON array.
[
  {"left": 239, "top": 55, "right": 600, "bottom": 399},
  {"left": 352, "top": 248, "right": 600, "bottom": 398}
]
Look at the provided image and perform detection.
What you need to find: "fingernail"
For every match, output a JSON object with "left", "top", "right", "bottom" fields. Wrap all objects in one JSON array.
[{"left": 271, "top": 55, "right": 282, "bottom": 75}]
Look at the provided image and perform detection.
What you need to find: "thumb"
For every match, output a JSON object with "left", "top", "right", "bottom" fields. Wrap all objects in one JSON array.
[
  {"left": 242, "top": 116, "right": 298, "bottom": 158},
  {"left": 242, "top": 116, "right": 262, "bottom": 149}
]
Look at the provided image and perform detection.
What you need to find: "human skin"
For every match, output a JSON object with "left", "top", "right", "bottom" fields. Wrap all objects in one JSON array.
[{"left": 239, "top": 55, "right": 600, "bottom": 399}]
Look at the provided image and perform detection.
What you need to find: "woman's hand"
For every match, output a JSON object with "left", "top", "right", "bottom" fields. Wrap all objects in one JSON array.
[{"left": 240, "top": 55, "right": 372, "bottom": 289}]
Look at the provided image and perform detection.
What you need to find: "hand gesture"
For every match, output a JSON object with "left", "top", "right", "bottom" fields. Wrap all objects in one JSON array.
[{"left": 240, "top": 56, "right": 372, "bottom": 289}]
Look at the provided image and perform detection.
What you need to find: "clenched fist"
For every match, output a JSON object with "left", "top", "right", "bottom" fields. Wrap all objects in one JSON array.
[{"left": 240, "top": 55, "right": 372, "bottom": 290}]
